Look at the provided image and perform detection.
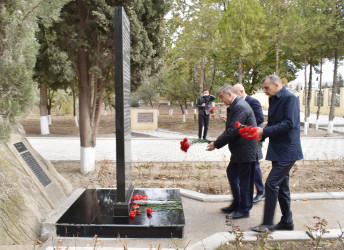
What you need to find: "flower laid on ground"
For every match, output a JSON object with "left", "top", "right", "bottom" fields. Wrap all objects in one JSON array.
[
  {"left": 129, "top": 194, "right": 150, "bottom": 219},
  {"left": 147, "top": 208, "right": 152, "bottom": 214},
  {"left": 180, "top": 137, "right": 211, "bottom": 153},
  {"left": 235, "top": 121, "right": 259, "bottom": 140}
]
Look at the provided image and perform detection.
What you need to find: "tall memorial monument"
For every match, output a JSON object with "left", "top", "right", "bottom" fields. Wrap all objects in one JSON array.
[
  {"left": 54, "top": 6, "right": 185, "bottom": 239},
  {"left": 114, "top": 6, "right": 134, "bottom": 215}
]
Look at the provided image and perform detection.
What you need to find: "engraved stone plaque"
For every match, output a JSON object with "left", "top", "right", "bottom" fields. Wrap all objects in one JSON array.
[
  {"left": 21, "top": 151, "right": 51, "bottom": 187},
  {"left": 14, "top": 142, "right": 52, "bottom": 187},
  {"left": 138, "top": 112, "right": 154, "bottom": 123},
  {"left": 114, "top": 6, "right": 134, "bottom": 211}
]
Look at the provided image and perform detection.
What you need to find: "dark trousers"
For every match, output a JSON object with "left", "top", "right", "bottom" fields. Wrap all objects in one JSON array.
[
  {"left": 262, "top": 161, "right": 295, "bottom": 225},
  {"left": 227, "top": 161, "right": 255, "bottom": 214},
  {"left": 198, "top": 114, "right": 210, "bottom": 139},
  {"left": 254, "top": 161, "right": 264, "bottom": 195}
]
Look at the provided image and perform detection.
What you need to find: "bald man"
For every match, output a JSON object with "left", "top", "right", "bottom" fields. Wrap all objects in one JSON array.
[{"left": 234, "top": 84, "right": 265, "bottom": 203}]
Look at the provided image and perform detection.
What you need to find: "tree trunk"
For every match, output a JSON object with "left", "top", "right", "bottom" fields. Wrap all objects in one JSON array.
[
  {"left": 178, "top": 100, "right": 185, "bottom": 122},
  {"left": 209, "top": 58, "right": 216, "bottom": 93},
  {"left": 316, "top": 55, "right": 323, "bottom": 130},
  {"left": 72, "top": 88, "right": 79, "bottom": 127},
  {"left": 328, "top": 49, "right": 339, "bottom": 133},
  {"left": 306, "top": 59, "right": 313, "bottom": 119},
  {"left": 77, "top": 0, "right": 95, "bottom": 174},
  {"left": 275, "top": 44, "right": 279, "bottom": 76},
  {"left": 47, "top": 89, "right": 54, "bottom": 125},
  {"left": 238, "top": 54, "right": 243, "bottom": 84},
  {"left": 199, "top": 60, "right": 203, "bottom": 95},
  {"left": 39, "top": 81, "right": 49, "bottom": 135},
  {"left": 303, "top": 55, "right": 308, "bottom": 135},
  {"left": 184, "top": 99, "right": 188, "bottom": 115}
]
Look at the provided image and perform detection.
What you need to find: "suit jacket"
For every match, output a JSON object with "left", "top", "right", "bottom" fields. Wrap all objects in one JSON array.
[
  {"left": 263, "top": 87, "right": 303, "bottom": 161},
  {"left": 245, "top": 95, "right": 264, "bottom": 127},
  {"left": 214, "top": 96, "right": 259, "bottom": 163},
  {"left": 197, "top": 94, "right": 216, "bottom": 115}
]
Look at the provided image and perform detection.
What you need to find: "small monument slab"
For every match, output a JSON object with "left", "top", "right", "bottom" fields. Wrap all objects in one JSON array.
[{"left": 56, "top": 188, "right": 185, "bottom": 238}]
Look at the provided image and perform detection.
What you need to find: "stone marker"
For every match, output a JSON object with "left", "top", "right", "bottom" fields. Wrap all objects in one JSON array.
[
  {"left": 114, "top": 6, "right": 134, "bottom": 215},
  {"left": 53, "top": 6, "right": 185, "bottom": 239},
  {"left": 0, "top": 125, "right": 72, "bottom": 244}
]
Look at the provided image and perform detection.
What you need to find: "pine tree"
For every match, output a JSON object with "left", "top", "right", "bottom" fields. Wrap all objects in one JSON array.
[
  {"left": 0, "top": 0, "right": 68, "bottom": 141},
  {"left": 52, "top": 0, "right": 170, "bottom": 173}
]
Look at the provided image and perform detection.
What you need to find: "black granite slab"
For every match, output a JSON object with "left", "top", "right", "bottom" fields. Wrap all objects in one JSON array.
[
  {"left": 114, "top": 6, "right": 134, "bottom": 206},
  {"left": 56, "top": 188, "right": 185, "bottom": 238}
]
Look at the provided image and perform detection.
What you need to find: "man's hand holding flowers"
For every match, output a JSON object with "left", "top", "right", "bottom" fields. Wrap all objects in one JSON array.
[
  {"left": 255, "top": 127, "right": 263, "bottom": 142},
  {"left": 235, "top": 121, "right": 260, "bottom": 140}
]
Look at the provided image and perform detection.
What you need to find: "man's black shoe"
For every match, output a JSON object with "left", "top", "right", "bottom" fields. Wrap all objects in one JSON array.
[
  {"left": 226, "top": 211, "right": 249, "bottom": 219},
  {"left": 253, "top": 194, "right": 265, "bottom": 203},
  {"left": 268, "top": 222, "right": 294, "bottom": 231},
  {"left": 221, "top": 205, "right": 237, "bottom": 213},
  {"left": 251, "top": 225, "right": 271, "bottom": 233}
]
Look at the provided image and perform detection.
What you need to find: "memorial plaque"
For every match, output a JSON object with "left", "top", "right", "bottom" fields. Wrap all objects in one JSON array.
[
  {"left": 21, "top": 151, "right": 51, "bottom": 187},
  {"left": 14, "top": 142, "right": 27, "bottom": 153},
  {"left": 138, "top": 112, "right": 154, "bottom": 123},
  {"left": 114, "top": 6, "right": 134, "bottom": 212}
]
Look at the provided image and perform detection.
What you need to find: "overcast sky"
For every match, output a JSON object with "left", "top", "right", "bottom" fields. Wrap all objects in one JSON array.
[{"left": 291, "top": 59, "right": 344, "bottom": 85}]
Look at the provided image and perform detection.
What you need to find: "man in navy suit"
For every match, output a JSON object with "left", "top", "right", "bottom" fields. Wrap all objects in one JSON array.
[
  {"left": 207, "top": 85, "right": 260, "bottom": 219},
  {"left": 251, "top": 75, "right": 303, "bottom": 232},
  {"left": 234, "top": 84, "right": 265, "bottom": 203}
]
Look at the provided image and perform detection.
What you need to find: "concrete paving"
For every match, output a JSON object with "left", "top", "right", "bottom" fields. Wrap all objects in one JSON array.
[
  {"left": 38, "top": 189, "right": 344, "bottom": 250},
  {"left": 26, "top": 111, "right": 344, "bottom": 162},
  {"left": 27, "top": 135, "right": 344, "bottom": 162},
  {"left": 24, "top": 112, "right": 344, "bottom": 249}
]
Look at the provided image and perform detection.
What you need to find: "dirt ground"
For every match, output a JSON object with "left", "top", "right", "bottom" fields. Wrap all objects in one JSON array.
[{"left": 17, "top": 105, "right": 344, "bottom": 195}]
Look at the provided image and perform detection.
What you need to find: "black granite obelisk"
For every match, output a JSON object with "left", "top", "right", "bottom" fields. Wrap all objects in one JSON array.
[{"left": 114, "top": 6, "right": 134, "bottom": 216}]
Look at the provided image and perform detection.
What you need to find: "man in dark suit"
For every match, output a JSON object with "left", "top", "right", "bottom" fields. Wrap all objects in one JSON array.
[
  {"left": 197, "top": 89, "right": 216, "bottom": 140},
  {"left": 251, "top": 75, "right": 303, "bottom": 232},
  {"left": 207, "top": 85, "right": 260, "bottom": 219},
  {"left": 234, "top": 84, "right": 265, "bottom": 203}
]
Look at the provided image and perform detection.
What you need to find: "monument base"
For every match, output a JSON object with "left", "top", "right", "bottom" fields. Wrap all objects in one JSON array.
[{"left": 56, "top": 188, "right": 185, "bottom": 238}]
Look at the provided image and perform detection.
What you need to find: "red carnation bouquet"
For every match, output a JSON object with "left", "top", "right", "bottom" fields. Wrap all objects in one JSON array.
[
  {"left": 180, "top": 137, "right": 211, "bottom": 153},
  {"left": 210, "top": 107, "right": 225, "bottom": 122},
  {"left": 129, "top": 194, "right": 152, "bottom": 219},
  {"left": 235, "top": 121, "right": 259, "bottom": 140}
]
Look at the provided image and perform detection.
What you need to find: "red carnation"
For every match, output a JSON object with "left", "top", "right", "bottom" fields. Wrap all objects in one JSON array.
[
  {"left": 235, "top": 121, "right": 241, "bottom": 128},
  {"left": 180, "top": 138, "right": 190, "bottom": 152},
  {"left": 129, "top": 211, "right": 136, "bottom": 217},
  {"left": 210, "top": 107, "right": 215, "bottom": 114},
  {"left": 147, "top": 208, "right": 152, "bottom": 214},
  {"left": 237, "top": 122, "right": 260, "bottom": 141}
]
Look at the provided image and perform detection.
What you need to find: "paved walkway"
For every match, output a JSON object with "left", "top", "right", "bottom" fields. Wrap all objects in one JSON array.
[
  {"left": 27, "top": 111, "right": 344, "bottom": 162},
  {"left": 28, "top": 135, "right": 344, "bottom": 162}
]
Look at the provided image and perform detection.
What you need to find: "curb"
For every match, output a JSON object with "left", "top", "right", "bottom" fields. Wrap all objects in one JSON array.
[
  {"left": 188, "top": 229, "right": 344, "bottom": 250},
  {"left": 180, "top": 189, "right": 344, "bottom": 202}
]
